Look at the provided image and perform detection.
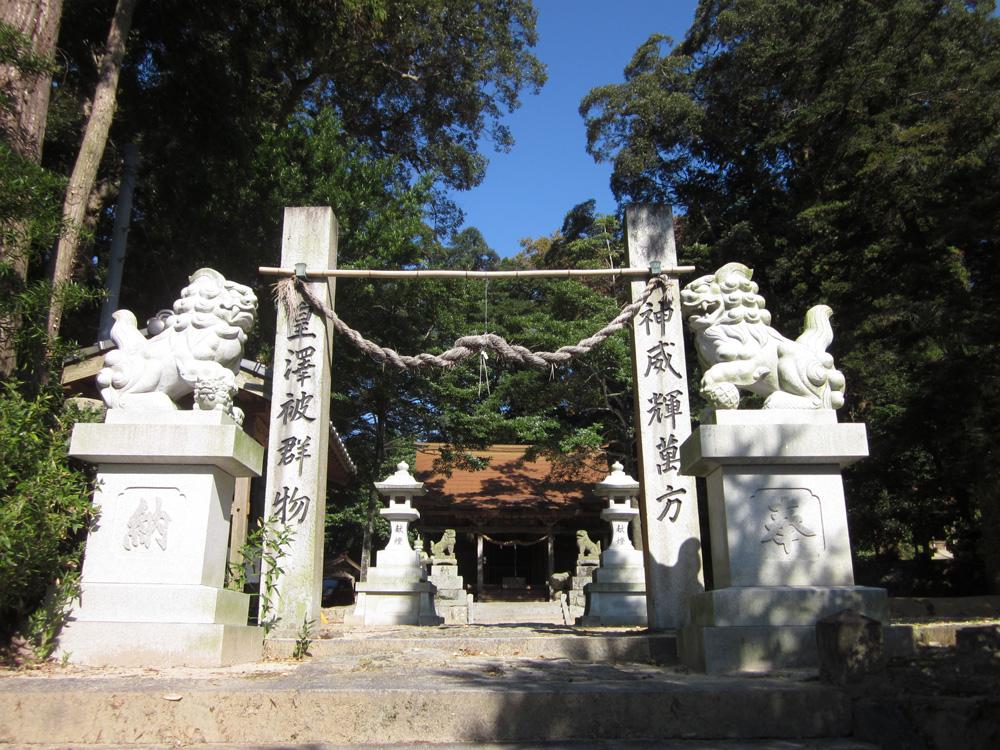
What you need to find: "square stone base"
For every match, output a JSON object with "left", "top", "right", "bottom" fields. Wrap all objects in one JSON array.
[
  {"left": 346, "top": 580, "right": 443, "bottom": 626},
  {"left": 680, "top": 585, "right": 888, "bottom": 673},
  {"left": 437, "top": 597, "right": 472, "bottom": 625},
  {"left": 71, "top": 582, "right": 251, "bottom": 624},
  {"left": 429, "top": 570, "right": 469, "bottom": 624},
  {"left": 680, "top": 623, "right": 820, "bottom": 673},
  {"left": 57, "top": 621, "right": 262, "bottom": 667},
  {"left": 576, "top": 582, "right": 648, "bottom": 627}
]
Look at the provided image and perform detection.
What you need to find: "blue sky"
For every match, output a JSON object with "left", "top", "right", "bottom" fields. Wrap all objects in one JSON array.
[{"left": 447, "top": 0, "right": 701, "bottom": 258}]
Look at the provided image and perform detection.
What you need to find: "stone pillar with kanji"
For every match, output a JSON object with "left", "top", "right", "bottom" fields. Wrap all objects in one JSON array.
[
  {"left": 262, "top": 207, "right": 338, "bottom": 635},
  {"left": 626, "top": 204, "right": 704, "bottom": 630}
]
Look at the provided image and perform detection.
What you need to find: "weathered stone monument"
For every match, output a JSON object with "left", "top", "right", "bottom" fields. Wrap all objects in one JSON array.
[
  {"left": 59, "top": 269, "right": 265, "bottom": 666},
  {"left": 626, "top": 205, "right": 703, "bottom": 630},
  {"left": 263, "top": 207, "right": 338, "bottom": 635},
  {"left": 677, "top": 262, "right": 887, "bottom": 673},
  {"left": 347, "top": 462, "right": 442, "bottom": 626},
  {"left": 578, "top": 462, "right": 647, "bottom": 626},
  {"left": 427, "top": 529, "right": 470, "bottom": 624}
]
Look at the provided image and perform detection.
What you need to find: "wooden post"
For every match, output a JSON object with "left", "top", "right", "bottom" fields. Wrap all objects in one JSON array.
[
  {"left": 228, "top": 476, "right": 252, "bottom": 569},
  {"left": 262, "top": 207, "right": 337, "bottom": 634},
  {"left": 476, "top": 533, "right": 484, "bottom": 597},
  {"left": 546, "top": 531, "right": 555, "bottom": 599},
  {"left": 626, "top": 205, "right": 704, "bottom": 630},
  {"left": 631, "top": 499, "right": 644, "bottom": 552}
]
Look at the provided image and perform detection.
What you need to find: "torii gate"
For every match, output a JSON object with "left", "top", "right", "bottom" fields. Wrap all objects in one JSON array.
[{"left": 259, "top": 205, "right": 702, "bottom": 634}]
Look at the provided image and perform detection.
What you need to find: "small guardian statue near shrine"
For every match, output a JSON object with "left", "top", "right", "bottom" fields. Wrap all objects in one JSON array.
[
  {"left": 97, "top": 268, "right": 258, "bottom": 423},
  {"left": 680, "top": 262, "right": 845, "bottom": 410},
  {"left": 431, "top": 529, "right": 457, "bottom": 563},
  {"left": 576, "top": 530, "right": 601, "bottom": 562},
  {"left": 414, "top": 532, "right": 430, "bottom": 565}
]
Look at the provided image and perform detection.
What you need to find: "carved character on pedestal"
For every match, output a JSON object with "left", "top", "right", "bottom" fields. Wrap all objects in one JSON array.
[
  {"left": 431, "top": 529, "right": 457, "bottom": 561},
  {"left": 680, "top": 262, "right": 845, "bottom": 410},
  {"left": 97, "top": 268, "right": 258, "bottom": 423},
  {"left": 576, "top": 530, "right": 601, "bottom": 561}
]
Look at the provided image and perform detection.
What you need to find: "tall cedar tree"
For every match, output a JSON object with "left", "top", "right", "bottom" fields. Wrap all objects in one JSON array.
[
  {"left": 582, "top": 0, "right": 1000, "bottom": 589},
  {"left": 0, "top": 1, "right": 62, "bottom": 376}
]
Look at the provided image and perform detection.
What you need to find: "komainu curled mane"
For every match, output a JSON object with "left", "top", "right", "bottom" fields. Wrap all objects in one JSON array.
[
  {"left": 97, "top": 268, "right": 258, "bottom": 422},
  {"left": 680, "top": 262, "right": 846, "bottom": 410}
]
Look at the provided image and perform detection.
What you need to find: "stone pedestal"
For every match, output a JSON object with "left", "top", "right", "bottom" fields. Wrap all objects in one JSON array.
[
  {"left": 678, "top": 409, "right": 887, "bottom": 673},
  {"left": 567, "top": 562, "right": 598, "bottom": 618},
  {"left": 348, "top": 547, "right": 441, "bottom": 626},
  {"left": 58, "top": 411, "right": 265, "bottom": 667},
  {"left": 577, "top": 548, "right": 648, "bottom": 627},
  {"left": 346, "top": 463, "right": 442, "bottom": 626},
  {"left": 428, "top": 563, "right": 469, "bottom": 624}
]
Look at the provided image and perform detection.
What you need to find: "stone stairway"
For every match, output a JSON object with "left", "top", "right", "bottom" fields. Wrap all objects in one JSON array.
[
  {"left": 0, "top": 623, "right": 876, "bottom": 747},
  {"left": 472, "top": 598, "right": 565, "bottom": 625}
]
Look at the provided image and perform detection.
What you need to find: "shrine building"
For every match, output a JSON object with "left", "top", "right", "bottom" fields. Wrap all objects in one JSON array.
[{"left": 413, "top": 443, "right": 611, "bottom": 601}]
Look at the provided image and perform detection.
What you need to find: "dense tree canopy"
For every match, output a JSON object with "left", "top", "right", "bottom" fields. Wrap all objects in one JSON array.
[
  {"left": 583, "top": 0, "right": 1000, "bottom": 585},
  {"left": 39, "top": 0, "right": 542, "bottom": 341},
  {"left": 6, "top": 0, "right": 1000, "bottom": 645}
]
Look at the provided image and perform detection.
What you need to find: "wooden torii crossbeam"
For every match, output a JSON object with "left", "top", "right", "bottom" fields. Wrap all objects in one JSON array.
[{"left": 258, "top": 265, "right": 696, "bottom": 279}]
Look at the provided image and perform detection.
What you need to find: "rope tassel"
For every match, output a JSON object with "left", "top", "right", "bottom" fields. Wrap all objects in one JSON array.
[{"left": 274, "top": 275, "right": 668, "bottom": 371}]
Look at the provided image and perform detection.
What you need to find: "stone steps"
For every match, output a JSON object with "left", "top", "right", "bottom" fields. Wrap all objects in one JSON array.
[
  {"left": 0, "top": 646, "right": 866, "bottom": 746},
  {"left": 0, "top": 619, "right": 880, "bottom": 746},
  {"left": 265, "top": 628, "right": 678, "bottom": 663},
  {"left": 11, "top": 741, "right": 878, "bottom": 749}
]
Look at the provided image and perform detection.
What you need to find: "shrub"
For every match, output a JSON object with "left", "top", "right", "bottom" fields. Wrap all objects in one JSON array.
[{"left": 0, "top": 384, "right": 97, "bottom": 643}]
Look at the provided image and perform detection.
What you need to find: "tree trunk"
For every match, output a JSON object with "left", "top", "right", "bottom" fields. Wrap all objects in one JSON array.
[
  {"left": 0, "top": 0, "right": 61, "bottom": 163},
  {"left": 45, "top": 0, "right": 137, "bottom": 345},
  {"left": 0, "top": 0, "right": 63, "bottom": 377},
  {"left": 98, "top": 142, "right": 139, "bottom": 340},
  {"left": 359, "top": 417, "right": 386, "bottom": 582}
]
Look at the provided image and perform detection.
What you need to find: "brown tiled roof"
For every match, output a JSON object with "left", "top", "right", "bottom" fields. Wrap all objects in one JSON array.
[{"left": 414, "top": 443, "right": 607, "bottom": 517}]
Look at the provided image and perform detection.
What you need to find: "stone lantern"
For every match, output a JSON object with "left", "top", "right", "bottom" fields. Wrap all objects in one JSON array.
[
  {"left": 374, "top": 462, "right": 424, "bottom": 571},
  {"left": 346, "top": 462, "right": 443, "bottom": 626},
  {"left": 577, "top": 461, "right": 648, "bottom": 626},
  {"left": 596, "top": 462, "right": 641, "bottom": 556}
]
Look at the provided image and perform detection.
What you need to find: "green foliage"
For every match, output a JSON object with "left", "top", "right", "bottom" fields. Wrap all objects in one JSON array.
[
  {"left": 0, "top": 143, "right": 65, "bottom": 248},
  {"left": 325, "top": 485, "right": 390, "bottom": 556},
  {"left": 583, "top": 0, "right": 1000, "bottom": 582},
  {"left": 255, "top": 514, "right": 296, "bottom": 635},
  {"left": 0, "top": 21, "right": 55, "bottom": 75},
  {"left": 24, "top": 571, "right": 80, "bottom": 660},
  {"left": 291, "top": 616, "right": 314, "bottom": 660},
  {"left": 0, "top": 387, "right": 98, "bottom": 642}
]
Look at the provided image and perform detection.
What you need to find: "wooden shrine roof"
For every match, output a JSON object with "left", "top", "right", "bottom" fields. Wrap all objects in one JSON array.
[{"left": 413, "top": 443, "right": 608, "bottom": 527}]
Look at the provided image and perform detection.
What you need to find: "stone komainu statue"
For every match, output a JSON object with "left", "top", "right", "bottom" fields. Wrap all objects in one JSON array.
[
  {"left": 576, "top": 530, "right": 601, "bottom": 561},
  {"left": 97, "top": 268, "right": 258, "bottom": 423},
  {"left": 680, "top": 262, "right": 846, "bottom": 410},
  {"left": 431, "top": 529, "right": 457, "bottom": 561}
]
